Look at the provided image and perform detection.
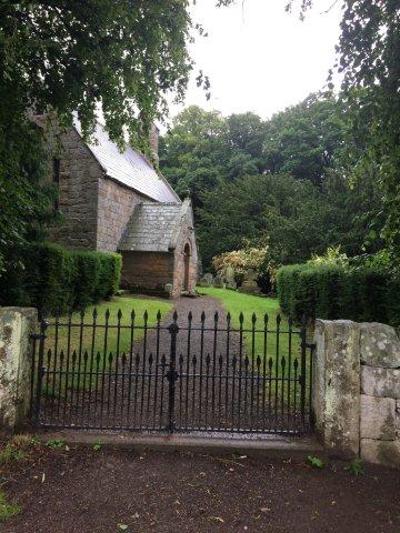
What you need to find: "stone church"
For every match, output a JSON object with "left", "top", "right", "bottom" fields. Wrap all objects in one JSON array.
[{"left": 40, "top": 118, "right": 198, "bottom": 297}]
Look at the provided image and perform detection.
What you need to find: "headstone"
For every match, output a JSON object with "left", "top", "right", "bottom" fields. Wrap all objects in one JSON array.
[
  {"left": 238, "top": 269, "right": 260, "bottom": 294},
  {"left": 223, "top": 265, "right": 237, "bottom": 289},
  {"left": 164, "top": 283, "right": 173, "bottom": 296},
  {"left": 198, "top": 273, "right": 214, "bottom": 287},
  {"left": 213, "top": 272, "right": 224, "bottom": 288}
]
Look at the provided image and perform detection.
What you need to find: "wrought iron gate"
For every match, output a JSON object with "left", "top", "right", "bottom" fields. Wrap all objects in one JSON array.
[{"left": 30, "top": 309, "right": 314, "bottom": 435}]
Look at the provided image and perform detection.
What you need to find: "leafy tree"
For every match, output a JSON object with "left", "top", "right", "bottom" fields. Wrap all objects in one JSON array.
[
  {"left": 287, "top": 0, "right": 400, "bottom": 259},
  {"left": 197, "top": 171, "right": 383, "bottom": 269},
  {"left": 159, "top": 106, "right": 228, "bottom": 207},
  {"left": 0, "top": 1, "right": 193, "bottom": 144},
  {"left": 262, "top": 93, "right": 345, "bottom": 185},
  {"left": 197, "top": 174, "right": 323, "bottom": 267},
  {"left": 0, "top": 115, "right": 53, "bottom": 274},
  {"left": 160, "top": 108, "right": 271, "bottom": 207},
  {"left": 0, "top": 1, "right": 212, "bottom": 272}
]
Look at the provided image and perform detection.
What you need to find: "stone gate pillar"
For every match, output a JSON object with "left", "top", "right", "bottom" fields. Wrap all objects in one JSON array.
[
  {"left": 0, "top": 307, "right": 38, "bottom": 431},
  {"left": 313, "top": 319, "right": 400, "bottom": 467},
  {"left": 312, "top": 320, "right": 361, "bottom": 457}
]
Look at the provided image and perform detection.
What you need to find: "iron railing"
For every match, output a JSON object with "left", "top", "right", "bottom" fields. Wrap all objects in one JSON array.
[{"left": 30, "top": 309, "right": 314, "bottom": 435}]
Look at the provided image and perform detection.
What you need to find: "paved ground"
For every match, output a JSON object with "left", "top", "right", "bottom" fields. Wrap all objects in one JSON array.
[{"left": 1, "top": 441, "right": 400, "bottom": 533}]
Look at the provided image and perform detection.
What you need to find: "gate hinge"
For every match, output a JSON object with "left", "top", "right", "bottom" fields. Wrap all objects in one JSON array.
[{"left": 30, "top": 332, "right": 46, "bottom": 341}]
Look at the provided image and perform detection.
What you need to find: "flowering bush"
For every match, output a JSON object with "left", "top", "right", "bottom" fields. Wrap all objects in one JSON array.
[
  {"left": 307, "top": 246, "right": 349, "bottom": 267},
  {"left": 212, "top": 246, "right": 277, "bottom": 293},
  {"left": 212, "top": 247, "right": 268, "bottom": 276}
]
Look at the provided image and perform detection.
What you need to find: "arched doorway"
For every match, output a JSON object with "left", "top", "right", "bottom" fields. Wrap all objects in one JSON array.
[{"left": 183, "top": 243, "right": 191, "bottom": 292}]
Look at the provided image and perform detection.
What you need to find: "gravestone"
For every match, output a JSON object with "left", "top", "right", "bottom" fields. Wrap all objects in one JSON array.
[
  {"left": 224, "top": 265, "right": 237, "bottom": 289},
  {"left": 238, "top": 269, "right": 260, "bottom": 294},
  {"left": 198, "top": 273, "right": 214, "bottom": 287}
]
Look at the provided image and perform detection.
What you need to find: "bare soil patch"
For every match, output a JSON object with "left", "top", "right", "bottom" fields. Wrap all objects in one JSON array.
[{"left": 1, "top": 440, "right": 399, "bottom": 533}]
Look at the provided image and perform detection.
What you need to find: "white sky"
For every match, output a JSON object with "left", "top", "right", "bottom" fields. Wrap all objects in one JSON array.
[{"left": 167, "top": 0, "right": 342, "bottom": 123}]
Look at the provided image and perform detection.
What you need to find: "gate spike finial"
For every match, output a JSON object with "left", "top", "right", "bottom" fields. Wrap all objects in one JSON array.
[{"left": 172, "top": 310, "right": 178, "bottom": 322}]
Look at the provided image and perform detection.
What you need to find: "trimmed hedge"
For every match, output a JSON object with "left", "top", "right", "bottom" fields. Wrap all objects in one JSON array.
[
  {"left": 0, "top": 242, "right": 122, "bottom": 314},
  {"left": 277, "top": 262, "right": 400, "bottom": 326}
]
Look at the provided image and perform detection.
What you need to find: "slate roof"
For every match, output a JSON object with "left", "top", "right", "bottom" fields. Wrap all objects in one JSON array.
[
  {"left": 74, "top": 120, "right": 179, "bottom": 204},
  {"left": 119, "top": 201, "right": 191, "bottom": 252}
]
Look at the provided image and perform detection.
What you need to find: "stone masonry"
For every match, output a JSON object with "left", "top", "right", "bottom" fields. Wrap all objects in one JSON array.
[
  {"left": 0, "top": 307, "right": 38, "bottom": 430},
  {"left": 39, "top": 117, "right": 198, "bottom": 297},
  {"left": 119, "top": 199, "right": 198, "bottom": 297},
  {"left": 313, "top": 320, "right": 400, "bottom": 468},
  {"left": 48, "top": 128, "right": 99, "bottom": 249},
  {"left": 97, "top": 176, "right": 148, "bottom": 252},
  {"left": 48, "top": 127, "right": 150, "bottom": 252},
  {"left": 359, "top": 323, "right": 400, "bottom": 467},
  {"left": 121, "top": 251, "right": 174, "bottom": 294}
]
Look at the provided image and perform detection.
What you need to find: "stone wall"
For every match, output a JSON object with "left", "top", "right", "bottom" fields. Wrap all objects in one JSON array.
[
  {"left": 172, "top": 243, "right": 197, "bottom": 297},
  {"left": 48, "top": 128, "right": 99, "bottom": 250},
  {"left": 359, "top": 323, "right": 400, "bottom": 467},
  {"left": 171, "top": 203, "right": 198, "bottom": 297},
  {"left": 0, "top": 308, "right": 38, "bottom": 430},
  {"left": 48, "top": 127, "right": 151, "bottom": 253},
  {"left": 97, "top": 177, "right": 149, "bottom": 252},
  {"left": 120, "top": 251, "right": 175, "bottom": 294},
  {"left": 313, "top": 320, "right": 400, "bottom": 468}
]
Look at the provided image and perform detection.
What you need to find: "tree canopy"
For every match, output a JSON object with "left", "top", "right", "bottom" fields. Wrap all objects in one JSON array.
[
  {"left": 287, "top": 0, "right": 400, "bottom": 260},
  {"left": 0, "top": 0, "right": 208, "bottom": 272},
  {"left": 160, "top": 93, "right": 384, "bottom": 269},
  {"left": 262, "top": 94, "right": 345, "bottom": 185}
]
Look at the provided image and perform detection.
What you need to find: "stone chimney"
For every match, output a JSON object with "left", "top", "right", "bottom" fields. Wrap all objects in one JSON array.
[{"left": 149, "top": 123, "right": 159, "bottom": 165}]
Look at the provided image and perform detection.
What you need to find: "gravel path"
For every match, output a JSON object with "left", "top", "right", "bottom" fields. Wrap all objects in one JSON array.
[{"left": 39, "top": 296, "right": 308, "bottom": 434}]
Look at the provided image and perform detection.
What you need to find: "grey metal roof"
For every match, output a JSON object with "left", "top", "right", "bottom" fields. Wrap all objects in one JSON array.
[
  {"left": 119, "top": 202, "right": 188, "bottom": 252},
  {"left": 74, "top": 120, "right": 179, "bottom": 203}
]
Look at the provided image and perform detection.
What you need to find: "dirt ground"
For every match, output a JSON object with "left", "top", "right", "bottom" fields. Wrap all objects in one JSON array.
[{"left": 1, "top": 441, "right": 400, "bottom": 533}]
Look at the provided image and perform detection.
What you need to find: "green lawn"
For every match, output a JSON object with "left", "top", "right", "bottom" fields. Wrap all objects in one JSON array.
[
  {"left": 42, "top": 295, "right": 173, "bottom": 394},
  {"left": 46, "top": 295, "right": 173, "bottom": 356},
  {"left": 198, "top": 287, "right": 302, "bottom": 362}
]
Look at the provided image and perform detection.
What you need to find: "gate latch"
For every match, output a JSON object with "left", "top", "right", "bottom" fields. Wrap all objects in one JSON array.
[{"left": 165, "top": 369, "right": 179, "bottom": 383}]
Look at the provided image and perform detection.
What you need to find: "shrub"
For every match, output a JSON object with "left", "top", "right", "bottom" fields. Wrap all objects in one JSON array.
[
  {"left": 277, "top": 257, "right": 400, "bottom": 326},
  {"left": 212, "top": 245, "right": 277, "bottom": 293},
  {"left": 0, "top": 242, "right": 122, "bottom": 315}
]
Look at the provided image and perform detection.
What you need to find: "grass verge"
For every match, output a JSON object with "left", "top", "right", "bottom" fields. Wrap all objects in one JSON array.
[{"left": 198, "top": 287, "right": 301, "bottom": 359}]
